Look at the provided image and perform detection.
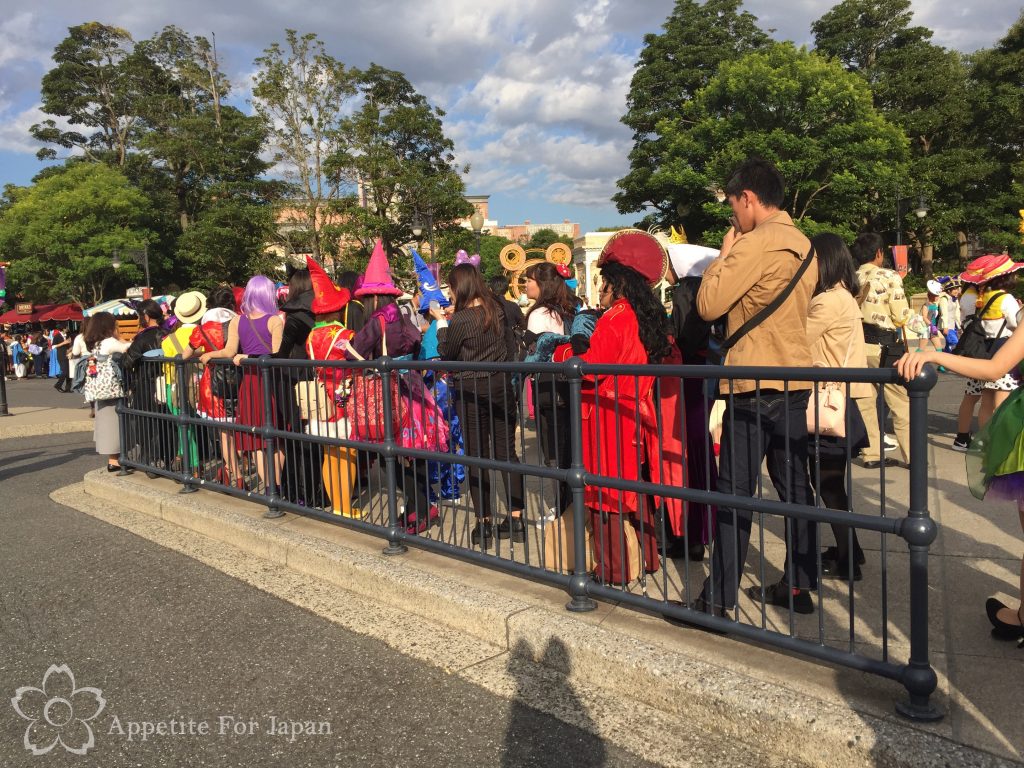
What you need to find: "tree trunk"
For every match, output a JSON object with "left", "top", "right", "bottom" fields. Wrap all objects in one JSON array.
[
  {"left": 921, "top": 242, "right": 934, "bottom": 281},
  {"left": 956, "top": 231, "right": 969, "bottom": 266}
]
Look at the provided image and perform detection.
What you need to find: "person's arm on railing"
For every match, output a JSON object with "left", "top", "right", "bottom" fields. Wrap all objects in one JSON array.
[
  {"left": 199, "top": 316, "right": 239, "bottom": 365},
  {"left": 898, "top": 320, "right": 1024, "bottom": 381}
]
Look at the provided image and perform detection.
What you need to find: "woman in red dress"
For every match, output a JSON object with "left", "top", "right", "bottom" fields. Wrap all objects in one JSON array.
[
  {"left": 554, "top": 230, "right": 675, "bottom": 584},
  {"left": 182, "top": 287, "right": 240, "bottom": 485}
]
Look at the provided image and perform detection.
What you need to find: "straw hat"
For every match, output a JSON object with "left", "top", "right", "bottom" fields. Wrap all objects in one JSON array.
[{"left": 173, "top": 291, "right": 207, "bottom": 325}]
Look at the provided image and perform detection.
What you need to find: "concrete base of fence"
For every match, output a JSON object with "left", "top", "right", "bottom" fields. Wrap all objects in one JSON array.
[{"left": 54, "top": 469, "right": 1018, "bottom": 768}]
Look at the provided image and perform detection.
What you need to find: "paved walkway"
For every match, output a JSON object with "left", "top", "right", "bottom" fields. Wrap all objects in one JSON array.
[
  {"left": 0, "top": 377, "right": 93, "bottom": 438},
  {"left": 12, "top": 370, "right": 1024, "bottom": 762}
]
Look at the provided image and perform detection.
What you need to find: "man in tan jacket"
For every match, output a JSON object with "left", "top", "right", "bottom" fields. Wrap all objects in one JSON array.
[{"left": 694, "top": 157, "right": 820, "bottom": 616}]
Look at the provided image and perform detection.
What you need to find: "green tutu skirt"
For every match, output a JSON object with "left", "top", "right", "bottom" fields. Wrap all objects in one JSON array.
[{"left": 967, "top": 385, "right": 1024, "bottom": 501}]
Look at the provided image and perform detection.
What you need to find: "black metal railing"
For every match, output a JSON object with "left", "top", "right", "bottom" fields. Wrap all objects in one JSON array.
[{"left": 115, "top": 353, "right": 940, "bottom": 720}]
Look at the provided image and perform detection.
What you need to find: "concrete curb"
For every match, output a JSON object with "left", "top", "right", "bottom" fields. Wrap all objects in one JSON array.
[
  {"left": 67, "top": 470, "right": 1019, "bottom": 768},
  {"left": 0, "top": 419, "right": 93, "bottom": 440}
]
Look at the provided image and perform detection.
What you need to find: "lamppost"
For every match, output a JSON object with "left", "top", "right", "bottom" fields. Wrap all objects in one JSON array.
[
  {"left": 470, "top": 210, "right": 484, "bottom": 255},
  {"left": 112, "top": 245, "right": 151, "bottom": 294},
  {"left": 895, "top": 195, "right": 929, "bottom": 246},
  {"left": 412, "top": 212, "right": 435, "bottom": 260}
]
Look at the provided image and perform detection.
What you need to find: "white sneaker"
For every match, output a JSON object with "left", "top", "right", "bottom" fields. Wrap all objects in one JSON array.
[{"left": 882, "top": 434, "right": 898, "bottom": 452}]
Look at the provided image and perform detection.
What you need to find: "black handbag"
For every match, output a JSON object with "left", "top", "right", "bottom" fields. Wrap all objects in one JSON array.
[
  {"left": 954, "top": 292, "right": 1007, "bottom": 360},
  {"left": 200, "top": 323, "right": 242, "bottom": 400}
]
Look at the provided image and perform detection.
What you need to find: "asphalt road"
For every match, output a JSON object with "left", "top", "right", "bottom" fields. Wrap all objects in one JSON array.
[{"left": 0, "top": 429, "right": 656, "bottom": 768}]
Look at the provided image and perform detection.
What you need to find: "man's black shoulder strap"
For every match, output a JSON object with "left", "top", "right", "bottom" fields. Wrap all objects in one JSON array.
[{"left": 719, "top": 244, "right": 816, "bottom": 353}]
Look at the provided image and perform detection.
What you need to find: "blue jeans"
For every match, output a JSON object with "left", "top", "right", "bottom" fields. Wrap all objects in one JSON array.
[{"left": 700, "top": 389, "right": 817, "bottom": 609}]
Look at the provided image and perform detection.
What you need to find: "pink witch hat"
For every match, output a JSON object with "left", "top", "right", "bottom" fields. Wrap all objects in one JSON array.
[{"left": 355, "top": 239, "right": 402, "bottom": 297}]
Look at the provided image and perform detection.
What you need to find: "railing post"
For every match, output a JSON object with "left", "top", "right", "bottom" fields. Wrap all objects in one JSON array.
[
  {"left": 260, "top": 358, "right": 284, "bottom": 519},
  {"left": 117, "top": 366, "right": 131, "bottom": 475},
  {"left": 895, "top": 364, "right": 942, "bottom": 722},
  {"left": 176, "top": 357, "right": 198, "bottom": 494},
  {"left": 380, "top": 356, "right": 407, "bottom": 556},
  {"left": 0, "top": 342, "right": 11, "bottom": 416},
  {"left": 565, "top": 356, "right": 596, "bottom": 613}
]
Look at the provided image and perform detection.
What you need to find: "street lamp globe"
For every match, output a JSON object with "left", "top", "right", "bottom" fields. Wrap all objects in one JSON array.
[
  {"left": 469, "top": 211, "right": 484, "bottom": 233},
  {"left": 914, "top": 197, "right": 929, "bottom": 219},
  {"left": 111, "top": 252, "right": 122, "bottom": 270}
]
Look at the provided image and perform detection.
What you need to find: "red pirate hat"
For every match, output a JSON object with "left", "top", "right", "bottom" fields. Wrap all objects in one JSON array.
[
  {"left": 306, "top": 256, "right": 351, "bottom": 315},
  {"left": 596, "top": 229, "right": 668, "bottom": 285}
]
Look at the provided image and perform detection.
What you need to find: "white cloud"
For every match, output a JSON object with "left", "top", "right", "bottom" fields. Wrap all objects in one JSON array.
[{"left": 0, "top": 0, "right": 1018, "bottom": 228}]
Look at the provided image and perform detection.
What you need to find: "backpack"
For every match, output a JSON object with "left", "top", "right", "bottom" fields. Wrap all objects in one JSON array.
[{"left": 954, "top": 291, "right": 1007, "bottom": 360}]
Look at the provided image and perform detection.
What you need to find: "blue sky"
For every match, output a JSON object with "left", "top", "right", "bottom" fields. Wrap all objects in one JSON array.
[{"left": 0, "top": 0, "right": 1019, "bottom": 234}]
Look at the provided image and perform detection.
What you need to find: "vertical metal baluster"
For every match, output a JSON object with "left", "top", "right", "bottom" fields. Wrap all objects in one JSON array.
[
  {"left": 565, "top": 355, "right": 595, "bottom": 612},
  {"left": 381, "top": 355, "right": 406, "bottom": 555},
  {"left": 895, "top": 367, "right": 941, "bottom": 721},
  {"left": 262, "top": 359, "right": 283, "bottom": 518},
  {"left": 178, "top": 358, "right": 197, "bottom": 494}
]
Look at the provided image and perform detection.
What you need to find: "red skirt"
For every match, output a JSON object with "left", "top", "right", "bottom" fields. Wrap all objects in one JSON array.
[{"left": 234, "top": 369, "right": 274, "bottom": 451}]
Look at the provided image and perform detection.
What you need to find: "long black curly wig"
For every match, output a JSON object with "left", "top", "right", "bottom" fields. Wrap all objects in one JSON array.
[{"left": 598, "top": 261, "right": 673, "bottom": 363}]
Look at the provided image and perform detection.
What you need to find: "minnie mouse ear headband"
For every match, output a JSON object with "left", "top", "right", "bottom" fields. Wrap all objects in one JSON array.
[
  {"left": 596, "top": 229, "right": 669, "bottom": 285},
  {"left": 454, "top": 250, "right": 481, "bottom": 268},
  {"left": 554, "top": 264, "right": 572, "bottom": 280}
]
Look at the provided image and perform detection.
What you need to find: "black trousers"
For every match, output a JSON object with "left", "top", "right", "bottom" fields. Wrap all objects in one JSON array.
[
  {"left": 807, "top": 451, "right": 864, "bottom": 566},
  {"left": 456, "top": 377, "right": 525, "bottom": 520},
  {"left": 533, "top": 376, "right": 571, "bottom": 513},
  {"left": 700, "top": 389, "right": 817, "bottom": 609}
]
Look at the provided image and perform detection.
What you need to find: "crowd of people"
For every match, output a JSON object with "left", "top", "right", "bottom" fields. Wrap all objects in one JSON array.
[{"left": 17, "top": 156, "right": 1018, "bottom": 646}]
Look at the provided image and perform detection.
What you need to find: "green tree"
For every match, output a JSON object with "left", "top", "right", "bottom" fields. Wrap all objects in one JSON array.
[
  {"left": 614, "top": 0, "right": 771, "bottom": 236},
  {"left": 252, "top": 30, "right": 357, "bottom": 262},
  {"left": 813, "top": 0, "right": 985, "bottom": 275},
  {"left": 0, "top": 164, "right": 155, "bottom": 305},
  {"left": 30, "top": 22, "right": 156, "bottom": 166},
  {"left": 434, "top": 229, "right": 513, "bottom": 281},
  {"left": 327, "top": 64, "right": 471, "bottom": 265},
  {"left": 648, "top": 44, "right": 909, "bottom": 243},
  {"left": 968, "top": 11, "right": 1024, "bottom": 255},
  {"left": 523, "top": 228, "right": 574, "bottom": 251},
  {"left": 811, "top": 0, "right": 930, "bottom": 79}
]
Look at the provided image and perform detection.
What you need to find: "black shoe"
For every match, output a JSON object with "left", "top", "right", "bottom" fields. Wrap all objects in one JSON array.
[
  {"left": 688, "top": 540, "right": 706, "bottom": 562},
  {"left": 495, "top": 516, "right": 526, "bottom": 541},
  {"left": 107, "top": 463, "right": 131, "bottom": 473},
  {"left": 821, "top": 558, "right": 863, "bottom": 581},
  {"left": 861, "top": 458, "right": 900, "bottom": 469},
  {"left": 986, "top": 597, "right": 1024, "bottom": 640},
  {"left": 471, "top": 521, "right": 494, "bottom": 549},
  {"left": 747, "top": 581, "right": 814, "bottom": 614},
  {"left": 822, "top": 545, "right": 866, "bottom": 566},
  {"left": 952, "top": 433, "right": 972, "bottom": 452}
]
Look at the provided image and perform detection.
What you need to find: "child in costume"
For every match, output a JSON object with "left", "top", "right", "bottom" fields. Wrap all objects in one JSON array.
[
  {"left": 304, "top": 256, "right": 360, "bottom": 518},
  {"left": 412, "top": 247, "right": 465, "bottom": 503},
  {"left": 898, "top": 253, "right": 1024, "bottom": 648}
]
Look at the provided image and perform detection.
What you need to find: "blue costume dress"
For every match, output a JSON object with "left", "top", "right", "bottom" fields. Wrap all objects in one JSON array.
[{"left": 417, "top": 318, "right": 465, "bottom": 501}]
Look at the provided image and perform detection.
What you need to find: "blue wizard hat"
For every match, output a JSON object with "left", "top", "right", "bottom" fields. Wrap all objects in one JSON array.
[{"left": 412, "top": 247, "right": 449, "bottom": 312}]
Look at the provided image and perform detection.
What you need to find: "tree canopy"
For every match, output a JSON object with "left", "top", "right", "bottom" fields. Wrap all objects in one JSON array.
[{"left": 0, "top": 163, "right": 154, "bottom": 305}]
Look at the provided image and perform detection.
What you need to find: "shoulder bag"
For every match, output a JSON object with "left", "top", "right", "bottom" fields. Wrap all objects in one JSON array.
[
  {"left": 296, "top": 326, "right": 344, "bottom": 422},
  {"left": 806, "top": 320, "right": 856, "bottom": 437},
  {"left": 200, "top": 323, "right": 242, "bottom": 402},
  {"left": 955, "top": 291, "right": 1007, "bottom": 360}
]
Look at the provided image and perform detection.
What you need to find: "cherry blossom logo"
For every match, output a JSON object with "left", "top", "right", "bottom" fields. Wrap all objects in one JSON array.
[{"left": 11, "top": 664, "right": 106, "bottom": 755}]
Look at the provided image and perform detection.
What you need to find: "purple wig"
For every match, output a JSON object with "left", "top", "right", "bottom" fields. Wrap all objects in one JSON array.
[{"left": 240, "top": 275, "right": 279, "bottom": 316}]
